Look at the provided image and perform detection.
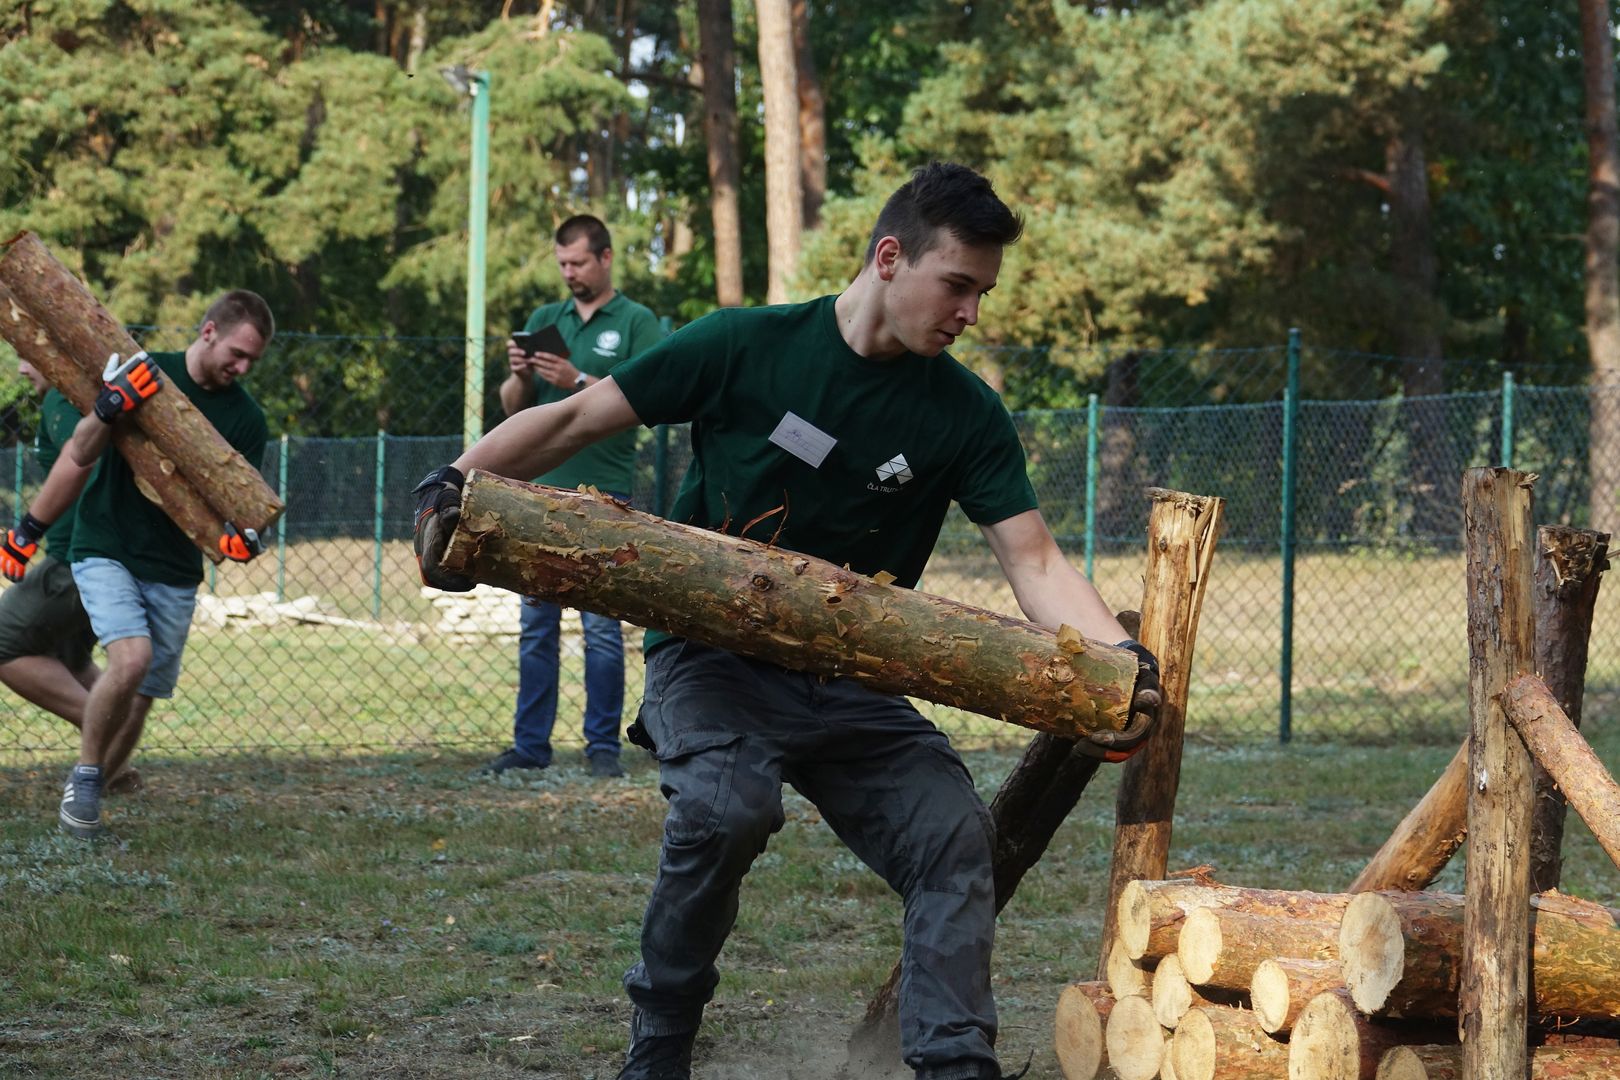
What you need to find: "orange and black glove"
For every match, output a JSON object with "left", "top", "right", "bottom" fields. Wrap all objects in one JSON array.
[
  {"left": 1077, "top": 640, "right": 1162, "bottom": 763},
  {"left": 0, "top": 512, "right": 46, "bottom": 582},
  {"left": 219, "top": 522, "right": 263, "bottom": 563},
  {"left": 93, "top": 351, "right": 163, "bottom": 423},
  {"left": 412, "top": 465, "right": 472, "bottom": 591}
]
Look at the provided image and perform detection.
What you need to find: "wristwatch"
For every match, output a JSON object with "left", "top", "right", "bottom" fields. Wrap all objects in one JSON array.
[{"left": 573, "top": 372, "right": 588, "bottom": 391}]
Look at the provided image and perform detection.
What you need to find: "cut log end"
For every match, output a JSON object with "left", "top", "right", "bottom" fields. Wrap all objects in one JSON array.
[
  {"left": 1105, "top": 935, "right": 1150, "bottom": 1000},
  {"left": 1153, "top": 953, "right": 1197, "bottom": 1029},
  {"left": 1169, "top": 1006, "right": 1216, "bottom": 1080},
  {"left": 1179, "top": 906, "right": 1222, "bottom": 985},
  {"left": 1252, "top": 959, "right": 1291, "bottom": 1034},
  {"left": 1374, "top": 1046, "right": 1428, "bottom": 1080},
  {"left": 1288, "top": 991, "right": 1364, "bottom": 1080},
  {"left": 1103, "top": 995, "right": 1165, "bottom": 1080},
  {"left": 1252, "top": 956, "right": 1341, "bottom": 1036},
  {"left": 1118, "top": 878, "right": 1153, "bottom": 959},
  {"left": 1340, "top": 891, "right": 1404, "bottom": 1014},
  {"left": 1053, "top": 982, "right": 1111, "bottom": 1080}
]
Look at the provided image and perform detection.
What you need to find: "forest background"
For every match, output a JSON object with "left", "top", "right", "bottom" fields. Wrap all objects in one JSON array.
[{"left": 2, "top": 0, "right": 1619, "bottom": 529}]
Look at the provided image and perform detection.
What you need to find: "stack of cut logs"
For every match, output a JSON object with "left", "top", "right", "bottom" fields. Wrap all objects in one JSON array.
[{"left": 1054, "top": 878, "right": 1620, "bottom": 1080}]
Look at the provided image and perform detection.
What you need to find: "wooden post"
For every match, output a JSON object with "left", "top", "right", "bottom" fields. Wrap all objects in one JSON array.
[
  {"left": 1527, "top": 526, "right": 1609, "bottom": 892},
  {"left": 0, "top": 282, "right": 228, "bottom": 559},
  {"left": 1459, "top": 466, "right": 1536, "bottom": 1079},
  {"left": 1096, "top": 489, "right": 1225, "bottom": 974},
  {"left": 1348, "top": 742, "right": 1469, "bottom": 893},
  {"left": 0, "top": 232, "right": 283, "bottom": 533},
  {"left": 1503, "top": 674, "right": 1620, "bottom": 874}
]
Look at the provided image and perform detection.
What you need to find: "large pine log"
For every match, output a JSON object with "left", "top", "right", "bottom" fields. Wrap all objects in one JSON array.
[
  {"left": 1169, "top": 1004, "right": 1289, "bottom": 1080},
  {"left": 1054, "top": 981, "right": 1114, "bottom": 1080},
  {"left": 1179, "top": 907, "right": 1340, "bottom": 990},
  {"left": 1252, "top": 958, "right": 1342, "bottom": 1036},
  {"left": 1338, "top": 890, "right": 1620, "bottom": 1020},
  {"left": 442, "top": 470, "right": 1140, "bottom": 736},
  {"left": 0, "top": 232, "right": 282, "bottom": 533},
  {"left": 0, "top": 283, "right": 227, "bottom": 559},
  {"left": 1347, "top": 742, "right": 1467, "bottom": 894},
  {"left": 1104, "top": 994, "right": 1168, "bottom": 1080},
  {"left": 1529, "top": 526, "right": 1609, "bottom": 892},
  {"left": 1118, "top": 881, "right": 1353, "bottom": 963},
  {"left": 1289, "top": 989, "right": 1446, "bottom": 1080},
  {"left": 1503, "top": 673, "right": 1620, "bottom": 874},
  {"left": 1376, "top": 1044, "right": 1620, "bottom": 1080},
  {"left": 1460, "top": 467, "right": 1536, "bottom": 1079},
  {"left": 1097, "top": 490, "right": 1225, "bottom": 970}
]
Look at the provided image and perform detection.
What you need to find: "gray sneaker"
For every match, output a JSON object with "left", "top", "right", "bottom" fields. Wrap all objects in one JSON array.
[{"left": 58, "top": 764, "right": 105, "bottom": 840}]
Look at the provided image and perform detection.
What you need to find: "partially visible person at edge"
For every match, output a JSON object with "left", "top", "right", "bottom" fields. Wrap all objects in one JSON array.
[
  {"left": 55, "top": 291, "right": 272, "bottom": 840},
  {"left": 412, "top": 162, "right": 1162, "bottom": 1080},
  {"left": 0, "top": 359, "right": 136, "bottom": 784},
  {"left": 481, "top": 213, "right": 667, "bottom": 781}
]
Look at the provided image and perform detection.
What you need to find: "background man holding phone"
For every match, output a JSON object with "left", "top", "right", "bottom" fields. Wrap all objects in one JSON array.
[{"left": 486, "top": 214, "right": 667, "bottom": 779}]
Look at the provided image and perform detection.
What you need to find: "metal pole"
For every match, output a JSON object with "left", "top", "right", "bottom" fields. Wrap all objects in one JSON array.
[
  {"left": 1085, "top": 392, "right": 1100, "bottom": 580},
  {"left": 276, "top": 432, "right": 289, "bottom": 602},
  {"left": 374, "top": 430, "right": 386, "bottom": 620},
  {"left": 1279, "top": 328, "right": 1302, "bottom": 743},
  {"left": 1500, "top": 371, "right": 1516, "bottom": 468},
  {"left": 462, "top": 71, "right": 492, "bottom": 451}
]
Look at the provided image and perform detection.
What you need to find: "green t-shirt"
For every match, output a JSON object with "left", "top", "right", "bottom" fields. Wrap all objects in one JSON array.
[
  {"left": 521, "top": 292, "right": 666, "bottom": 493},
  {"left": 36, "top": 388, "right": 89, "bottom": 558},
  {"left": 71, "top": 351, "right": 269, "bottom": 586},
  {"left": 613, "top": 296, "right": 1037, "bottom": 651}
]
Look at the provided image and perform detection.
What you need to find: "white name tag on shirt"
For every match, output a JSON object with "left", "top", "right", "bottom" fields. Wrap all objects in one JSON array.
[{"left": 768, "top": 411, "right": 837, "bottom": 468}]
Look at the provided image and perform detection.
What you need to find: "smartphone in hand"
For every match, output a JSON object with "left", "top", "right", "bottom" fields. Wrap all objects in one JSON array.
[{"left": 511, "top": 324, "right": 570, "bottom": 359}]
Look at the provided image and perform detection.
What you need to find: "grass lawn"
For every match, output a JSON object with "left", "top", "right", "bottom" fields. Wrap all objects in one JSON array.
[{"left": 3, "top": 727, "right": 1618, "bottom": 1079}]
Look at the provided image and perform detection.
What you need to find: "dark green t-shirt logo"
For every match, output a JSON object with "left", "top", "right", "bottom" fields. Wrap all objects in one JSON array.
[
  {"left": 593, "top": 330, "right": 622, "bottom": 357},
  {"left": 870, "top": 452, "right": 913, "bottom": 493}
]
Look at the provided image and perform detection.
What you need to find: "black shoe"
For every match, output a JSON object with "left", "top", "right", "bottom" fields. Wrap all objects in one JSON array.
[
  {"left": 616, "top": 1009, "right": 695, "bottom": 1080},
  {"left": 479, "top": 748, "right": 547, "bottom": 775},
  {"left": 588, "top": 750, "right": 625, "bottom": 778}
]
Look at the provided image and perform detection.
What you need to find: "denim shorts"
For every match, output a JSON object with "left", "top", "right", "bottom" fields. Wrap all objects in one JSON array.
[{"left": 71, "top": 557, "right": 198, "bottom": 699}]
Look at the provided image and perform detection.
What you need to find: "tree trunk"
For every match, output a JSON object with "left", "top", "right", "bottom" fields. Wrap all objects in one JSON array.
[
  {"left": 1153, "top": 953, "right": 1236, "bottom": 1030},
  {"left": 1116, "top": 881, "right": 1354, "bottom": 963},
  {"left": 1105, "top": 994, "right": 1167, "bottom": 1080},
  {"left": 0, "top": 283, "right": 228, "bottom": 559},
  {"left": 696, "top": 0, "right": 744, "bottom": 307},
  {"left": 1169, "top": 1005, "right": 1289, "bottom": 1080},
  {"left": 1503, "top": 673, "right": 1620, "bottom": 875},
  {"left": 441, "top": 471, "right": 1139, "bottom": 734},
  {"left": 0, "top": 233, "right": 282, "bottom": 533},
  {"left": 1178, "top": 907, "right": 1341, "bottom": 990},
  {"left": 1291, "top": 989, "right": 1447, "bottom": 1080},
  {"left": 1096, "top": 350, "right": 1143, "bottom": 536},
  {"left": 1379, "top": 1044, "right": 1620, "bottom": 1080},
  {"left": 1579, "top": 0, "right": 1620, "bottom": 535},
  {"left": 1096, "top": 490, "right": 1225, "bottom": 971},
  {"left": 1529, "top": 526, "right": 1610, "bottom": 891},
  {"left": 1348, "top": 741, "right": 1468, "bottom": 893},
  {"left": 789, "top": 0, "right": 825, "bottom": 230},
  {"left": 1054, "top": 981, "right": 1114, "bottom": 1080},
  {"left": 755, "top": 0, "right": 802, "bottom": 304},
  {"left": 1338, "top": 890, "right": 1620, "bottom": 1021},
  {"left": 1460, "top": 467, "right": 1536, "bottom": 1079},
  {"left": 1252, "top": 957, "right": 1342, "bottom": 1036}
]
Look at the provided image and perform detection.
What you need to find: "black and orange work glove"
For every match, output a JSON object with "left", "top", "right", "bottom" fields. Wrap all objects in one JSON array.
[
  {"left": 218, "top": 522, "right": 263, "bottom": 563},
  {"left": 1077, "top": 639, "right": 1162, "bottom": 763},
  {"left": 412, "top": 465, "right": 472, "bottom": 591},
  {"left": 93, "top": 351, "right": 163, "bottom": 423},
  {"left": 0, "top": 512, "right": 46, "bottom": 582}
]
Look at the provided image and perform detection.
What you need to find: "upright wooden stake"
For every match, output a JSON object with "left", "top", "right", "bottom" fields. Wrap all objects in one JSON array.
[
  {"left": 1097, "top": 489, "right": 1224, "bottom": 974},
  {"left": 1527, "top": 526, "right": 1609, "bottom": 892},
  {"left": 1459, "top": 467, "right": 1536, "bottom": 1079}
]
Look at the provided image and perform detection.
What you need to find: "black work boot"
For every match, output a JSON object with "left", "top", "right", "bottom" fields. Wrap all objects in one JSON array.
[{"left": 616, "top": 1008, "right": 696, "bottom": 1080}]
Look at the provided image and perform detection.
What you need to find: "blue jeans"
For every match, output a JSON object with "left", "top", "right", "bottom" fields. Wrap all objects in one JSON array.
[{"left": 513, "top": 597, "right": 625, "bottom": 764}]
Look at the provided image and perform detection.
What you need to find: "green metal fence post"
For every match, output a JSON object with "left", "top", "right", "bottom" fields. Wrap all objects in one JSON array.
[
  {"left": 373, "top": 430, "right": 385, "bottom": 620},
  {"left": 1085, "top": 392, "right": 1100, "bottom": 580},
  {"left": 1279, "top": 328, "right": 1301, "bottom": 744},
  {"left": 1500, "top": 371, "right": 1516, "bottom": 468},
  {"left": 276, "top": 432, "right": 289, "bottom": 603}
]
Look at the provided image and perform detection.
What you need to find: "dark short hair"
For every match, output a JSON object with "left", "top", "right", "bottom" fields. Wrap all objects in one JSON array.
[
  {"left": 555, "top": 214, "right": 612, "bottom": 257},
  {"left": 863, "top": 162, "right": 1023, "bottom": 267},
  {"left": 202, "top": 290, "right": 275, "bottom": 341}
]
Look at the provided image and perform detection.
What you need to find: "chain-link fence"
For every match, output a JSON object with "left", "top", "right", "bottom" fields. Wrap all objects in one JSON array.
[{"left": 0, "top": 331, "right": 1615, "bottom": 764}]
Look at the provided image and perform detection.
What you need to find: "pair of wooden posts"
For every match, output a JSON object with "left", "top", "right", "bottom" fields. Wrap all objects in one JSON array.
[{"left": 0, "top": 233, "right": 282, "bottom": 552}]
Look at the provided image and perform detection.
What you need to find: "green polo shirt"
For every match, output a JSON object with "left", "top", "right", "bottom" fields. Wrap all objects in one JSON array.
[
  {"left": 70, "top": 351, "right": 268, "bottom": 587},
  {"left": 520, "top": 292, "right": 665, "bottom": 493},
  {"left": 36, "top": 388, "right": 89, "bottom": 558}
]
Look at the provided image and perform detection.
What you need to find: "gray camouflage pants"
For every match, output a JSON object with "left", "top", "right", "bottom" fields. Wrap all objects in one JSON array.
[{"left": 624, "top": 640, "right": 1000, "bottom": 1080}]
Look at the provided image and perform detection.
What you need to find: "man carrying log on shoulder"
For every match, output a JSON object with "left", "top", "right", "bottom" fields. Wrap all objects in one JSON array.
[
  {"left": 412, "top": 162, "right": 1161, "bottom": 1080},
  {"left": 54, "top": 292, "right": 272, "bottom": 840}
]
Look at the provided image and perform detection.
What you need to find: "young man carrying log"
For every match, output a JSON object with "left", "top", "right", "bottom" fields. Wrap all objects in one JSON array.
[
  {"left": 54, "top": 292, "right": 273, "bottom": 840},
  {"left": 413, "top": 162, "right": 1162, "bottom": 1080}
]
